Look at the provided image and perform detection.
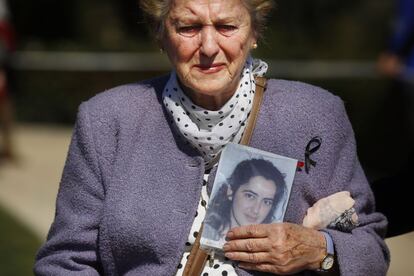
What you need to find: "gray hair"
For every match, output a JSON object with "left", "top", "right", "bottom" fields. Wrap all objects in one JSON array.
[{"left": 139, "top": 0, "right": 275, "bottom": 43}]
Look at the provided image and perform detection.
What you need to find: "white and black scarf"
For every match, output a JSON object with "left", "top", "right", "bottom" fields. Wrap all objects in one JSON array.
[{"left": 163, "top": 57, "right": 268, "bottom": 168}]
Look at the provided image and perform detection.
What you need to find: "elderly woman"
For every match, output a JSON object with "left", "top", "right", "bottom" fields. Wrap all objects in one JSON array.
[{"left": 34, "top": 0, "right": 389, "bottom": 275}]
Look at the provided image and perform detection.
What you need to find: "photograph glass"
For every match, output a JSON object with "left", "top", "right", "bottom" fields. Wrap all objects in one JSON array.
[{"left": 200, "top": 143, "right": 297, "bottom": 252}]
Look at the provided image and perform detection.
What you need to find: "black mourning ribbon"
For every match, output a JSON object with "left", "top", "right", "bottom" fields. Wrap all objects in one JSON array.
[{"left": 305, "top": 136, "right": 322, "bottom": 174}]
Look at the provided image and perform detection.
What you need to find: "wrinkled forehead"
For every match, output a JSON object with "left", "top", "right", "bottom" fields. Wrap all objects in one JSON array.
[{"left": 168, "top": 0, "right": 250, "bottom": 23}]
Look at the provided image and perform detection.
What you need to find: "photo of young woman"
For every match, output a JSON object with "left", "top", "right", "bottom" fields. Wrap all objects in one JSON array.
[{"left": 202, "top": 158, "right": 288, "bottom": 245}]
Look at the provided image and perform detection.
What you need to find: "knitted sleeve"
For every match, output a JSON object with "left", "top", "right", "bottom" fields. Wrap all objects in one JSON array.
[
  {"left": 34, "top": 102, "right": 104, "bottom": 275},
  {"left": 317, "top": 98, "right": 390, "bottom": 276}
]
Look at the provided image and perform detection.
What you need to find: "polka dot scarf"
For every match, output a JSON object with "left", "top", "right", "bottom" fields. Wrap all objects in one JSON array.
[{"left": 163, "top": 57, "right": 268, "bottom": 168}]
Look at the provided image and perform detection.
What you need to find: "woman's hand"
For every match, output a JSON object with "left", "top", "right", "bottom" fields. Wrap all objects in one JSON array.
[
  {"left": 223, "top": 223, "right": 326, "bottom": 275},
  {"left": 303, "top": 191, "right": 358, "bottom": 230}
]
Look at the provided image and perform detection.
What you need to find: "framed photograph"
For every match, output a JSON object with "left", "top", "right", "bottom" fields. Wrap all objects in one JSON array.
[{"left": 200, "top": 143, "right": 297, "bottom": 252}]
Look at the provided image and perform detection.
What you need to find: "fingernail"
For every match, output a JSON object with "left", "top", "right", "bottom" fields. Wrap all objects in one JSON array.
[
  {"left": 223, "top": 243, "right": 229, "bottom": 251},
  {"left": 224, "top": 253, "right": 233, "bottom": 258},
  {"left": 226, "top": 231, "right": 234, "bottom": 238}
]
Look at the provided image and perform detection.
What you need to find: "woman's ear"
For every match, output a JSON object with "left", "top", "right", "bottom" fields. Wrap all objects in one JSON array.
[
  {"left": 158, "top": 31, "right": 167, "bottom": 54},
  {"left": 252, "top": 39, "right": 258, "bottom": 49},
  {"left": 227, "top": 186, "right": 233, "bottom": 200},
  {"left": 158, "top": 39, "right": 165, "bottom": 54},
  {"left": 250, "top": 31, "right": 258, "bottom": 49}
]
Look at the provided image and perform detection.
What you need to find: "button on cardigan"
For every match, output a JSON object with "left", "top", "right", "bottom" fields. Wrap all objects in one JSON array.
[{"left": 34, "top": 75, "right": 389, "bottom": 276}]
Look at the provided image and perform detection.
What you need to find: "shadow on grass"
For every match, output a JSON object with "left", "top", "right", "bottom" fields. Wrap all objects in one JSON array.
[{"left": 0, "top": 205, "right": 41, "bottom": 276}]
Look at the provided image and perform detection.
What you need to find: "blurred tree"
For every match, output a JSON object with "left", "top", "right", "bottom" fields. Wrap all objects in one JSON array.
[
  {"left": 116, "top": 0, "right": 149, "bottom": 39},
  {"left": 75, "top": 1, "right": 126, "bottom": 50},
  {"left": 260, "top": 0, "right": 393, "bottom": 59},
  {"left": 8, "top": 0, "right": 76, "bottom": 45},
  {"left": 4, "top": 0, "right": 394, "bottom": 55}
]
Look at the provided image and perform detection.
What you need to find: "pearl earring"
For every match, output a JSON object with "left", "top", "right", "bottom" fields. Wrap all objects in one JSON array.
[{"left": 252, "top": 43, "right": 258, "bottom": 49}]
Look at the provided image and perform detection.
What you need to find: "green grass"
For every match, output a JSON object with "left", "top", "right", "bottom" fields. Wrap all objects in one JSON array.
[{"left": 0, "top": 205, "right": 41, "bottom": 276}]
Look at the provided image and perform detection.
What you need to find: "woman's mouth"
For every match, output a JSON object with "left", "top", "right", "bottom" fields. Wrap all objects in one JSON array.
[
  {"left": 244, "top": 214, "right": 259, "bottom": 223},
  {"left": 194, "top": 63, "right": 225, "bottom": 74}
]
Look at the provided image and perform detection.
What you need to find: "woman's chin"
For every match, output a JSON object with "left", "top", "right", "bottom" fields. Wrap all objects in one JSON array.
[
  {"left": 184, "top": 70, "right": 236, "bottom": 91},
  {"left": 187, "top": 80, "right": 237, "bottom": 98},
  {"left": 191, "top": 86, "right": 226, "bottom": 96}
]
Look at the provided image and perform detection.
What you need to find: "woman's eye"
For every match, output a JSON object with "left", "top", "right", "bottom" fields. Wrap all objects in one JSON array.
[
  {"left": 263, "top": 199, "right": 273, "bottom": 206},
  {"left": 216, "top": 25, "right": 238, "bottom": 36},
  {"left": 177, "top": 25, "right": 201, "bottom": 37},
  {"left": 244, "top": 192, "right": 256, "bottom": 200}
]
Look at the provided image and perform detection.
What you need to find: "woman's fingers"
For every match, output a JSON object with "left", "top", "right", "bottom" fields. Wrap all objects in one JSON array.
[
  {"left": 238, "top": 262, "right": 272, "bottom": 272},
  {"left": 238, "top": 262, "right": 290, "bottom": 275},
  {"left": 226, "top": 223, "right": 273, "bottom": 239},
  {"left": 329, "top": 191, "right": 355, "bottom": 212},
  {"left": 224, "top": 251, "right": 270, "bottom": 263},
  {"left": 223, "top": 237, "right": 270, "bottom": 252},
  {"left": 303, "top": 191, "right": 357, "bottom": 230}
]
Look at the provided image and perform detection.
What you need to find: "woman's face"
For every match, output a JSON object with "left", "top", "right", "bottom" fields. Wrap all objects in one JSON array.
[
  {"left": 162, "top": 0, "right": 256, "bottom": 107},
  {"left": 230, "top": 176, "right": 277, "bottom": 227}
]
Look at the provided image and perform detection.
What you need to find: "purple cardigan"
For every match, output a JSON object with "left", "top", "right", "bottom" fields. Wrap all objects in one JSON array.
[{"left": 34, "top": 76, "right": 389, "bottom": 276}]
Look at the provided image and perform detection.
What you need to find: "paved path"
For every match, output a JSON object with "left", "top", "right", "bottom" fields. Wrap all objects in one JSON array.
[
  {"left": 0, "top": 124, "right": 70, "bottom": 238},
  {"left": 0, "top": 124, "right": 413, "bottom": 275}
]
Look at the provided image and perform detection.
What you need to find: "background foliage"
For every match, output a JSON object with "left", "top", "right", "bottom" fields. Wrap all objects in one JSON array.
[
  {"left": 0, "top": 205, "right": 41, "bottom": 275},
  {"left": 8, "top": 0, "right": 394, "bottom": 54}
]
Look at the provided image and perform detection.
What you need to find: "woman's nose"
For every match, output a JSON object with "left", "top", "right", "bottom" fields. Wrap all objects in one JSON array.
[
  {"left": 251, "top": 201, "right": 261, "bottom": 215},
  {"left": 200, "top": 26, "right": 219, "bottom": 57}
]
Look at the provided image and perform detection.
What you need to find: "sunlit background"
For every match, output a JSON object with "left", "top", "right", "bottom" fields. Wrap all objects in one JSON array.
[{"left": 0, "top": 0, "right": 413, "bottom": 275}]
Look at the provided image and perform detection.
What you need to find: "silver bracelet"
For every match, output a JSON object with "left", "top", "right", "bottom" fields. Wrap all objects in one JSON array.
[{"left": 328, "top": 207, "right": 359, "bottom": 232}]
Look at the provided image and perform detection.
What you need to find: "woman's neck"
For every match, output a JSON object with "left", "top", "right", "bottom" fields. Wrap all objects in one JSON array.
[{"left": 183, "top": 88, "right": 234, "bottom": 111}]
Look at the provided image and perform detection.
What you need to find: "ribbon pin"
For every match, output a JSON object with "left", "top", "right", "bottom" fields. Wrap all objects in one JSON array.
[{"left": 305, "top": 136, "right": 322, "bottom": 174}]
